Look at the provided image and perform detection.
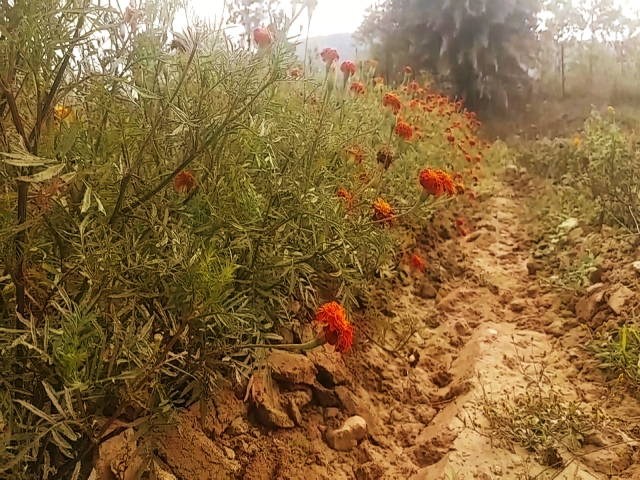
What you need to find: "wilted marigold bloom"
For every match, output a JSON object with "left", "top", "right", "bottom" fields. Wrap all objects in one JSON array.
[
  {"left": 373, "top": 198, "right": 395, "bottom": 225},
  {"left": 315, "top": 302, "right": 354, "bottom": 353},
  {"left": 174, "top": 170, "right": 195, "bottom": 194},
  {"left": 336, "top": 188, "right": 353, "bottom": 207},
  {"left": 346, "top": 146, "right": 365, "bottom": 164},
  {"left": 253, "top": 27, "right": 272, "bottom": 47},
  {"left": 376, "top": 146, "right": 394, "bottom": 169},
  {"left": 340, "top": 61, "right": 356, "bottom": 77},
  {"left": 382, "top": 93, "right": 402, "bottom": 113},
  {"left": 409, "top": 254, "right": 426, "bottom": 272},
  {"left": 350, "top": 81, "right": 366, "bottom": 95},
  {"left": 366, "top": 59, "right": 379, "bottom": 70},
  {"left": 320, "top": 47, "right": 340, "bottom": 65},
  {"left": 394, "top": 120, "right": 413, "bottom": 141}
]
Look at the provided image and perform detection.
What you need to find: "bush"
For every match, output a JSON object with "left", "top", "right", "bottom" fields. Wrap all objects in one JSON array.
[{"left": 0, "top": 1, "right": 486, "bottom": 475}]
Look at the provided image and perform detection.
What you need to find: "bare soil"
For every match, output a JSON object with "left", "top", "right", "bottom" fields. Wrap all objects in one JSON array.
[{"left": 96, "top": 178, "right": 640, "bottom": 480}]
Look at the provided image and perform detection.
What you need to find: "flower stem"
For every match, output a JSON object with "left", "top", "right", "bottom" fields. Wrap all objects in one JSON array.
[{"left": 241, "top": 336, "right": 328, "bottom": 351}]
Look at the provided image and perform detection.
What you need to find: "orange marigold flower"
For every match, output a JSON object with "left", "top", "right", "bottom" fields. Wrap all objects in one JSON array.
[
  {"left": 174, "top": 170, "right": 195, "bottom": 194},
  {"left": 289, "top": 68, "right": 303, "bottom": 79},
  {"left": 475, "top": 155, "right": 482, "bottom": 162},
  {"left": 404, "top": 66, "right": 413, "bottom": 74},
  {"left": 346, "top": 146, "right": 365, "bottom": 164},
  {"left": 373, "top": 198, "right": 395, "bottom": 225},
  {"left": 383, "top": 93, "right": 402, "bottom": 113},
  {"left": 409, "top": 99, "right": 420, "bottom": 109},
  {"left": 394, "top": 120, "right": 413, "bottom": 141},
  {"left": 409, "top": 254, "right": 426, "bottom": 272},
  {"left": 440, "top": 171, "right": 456, "bottom": 196},
  {"left": 419, "top": 168, "right": 444, "bottom": 197},
  {"left": 54, "top": 104, "right": 72, "bottom": 120},
  {"left": 465, "top": 154, "right": 472, "bottom": 163},
  {"left": 455, "top": 217, "right": 465, "bottom": 226},
  {"left": 468, "top": 191, "right": 476, "bottom": 200},
  {"left": 340, "top": 61, "right": 356, "bottom": 77},
  {"left": 459, "top": 227, "right": 469, "bottom": 237},
  {"left": 374, "top": 76, "right": 384, "bottom": 85},
  {"left": 320, "top": 47, "right": 340, "bottom": 64},
  {"left": 350, "top": 81, "right": 366, "bottom": 95},
  {"left": 447, "top": 134, "right": 455, "bottom": 144},
  {"left": 253, "top": 27, "right": 272, "bottom": 47},
  {"left": 337, "top": 188, "right": 353, "bottom": 208},
  {"left": 315, "top": 302, "right": 354, "bottom": 353},
  {"left": 469, "top": 138, "right": 477, "bottom": 147},
  {"left": 408, "top": 81, "right": 419, "bottom": 91}
]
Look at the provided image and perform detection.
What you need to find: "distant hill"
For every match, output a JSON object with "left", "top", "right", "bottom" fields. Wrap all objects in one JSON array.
[{"left": 293, "top": 33, "right": 369, "bottom": 65}]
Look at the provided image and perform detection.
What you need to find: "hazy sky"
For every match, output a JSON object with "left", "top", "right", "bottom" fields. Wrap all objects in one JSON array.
[{"left": 180, "top": 0, "right": 376, "bottom": 37}]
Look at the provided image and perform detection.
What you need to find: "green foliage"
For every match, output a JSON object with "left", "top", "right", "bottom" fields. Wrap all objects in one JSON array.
[
  {"left": 357, "top": 0, "right": 540, "bottom": 108},
  {"left": 590, "top": 322, "right": 640, "bottom": 385},
  {"left": 0, "top": 0, "right": 481, "bottom": 476},
  {"left": 513, "top": 110, "right": 640, "bottom": 231}
]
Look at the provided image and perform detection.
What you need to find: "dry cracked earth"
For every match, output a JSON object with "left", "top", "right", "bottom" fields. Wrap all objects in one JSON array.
[{"left": 95, "top": 175, "right": 640, "bottom": 480}]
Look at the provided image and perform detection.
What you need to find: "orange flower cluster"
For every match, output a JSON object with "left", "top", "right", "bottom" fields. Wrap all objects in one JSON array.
[
  {"left": 382, "top": 93, "right": 402, "bottom": 114},
  {"left": 346, "top": 145, "right": 365, "bottom": 164},
  {"left": 337, "top": 188, "right": 353, "bottom": 208},
  {"left": 394, "top": 120, "right": 413, "bottom": 141},
  {"left": 320, "top": 47, "right": 340, "bottom": 65},
  {"left": 315, "top": 302, "right": 354, "bottom": 353},
  {"left": 350, "top": 81, "right": 366, "bottom": 95},
  {"left": 409, "top": 254, "right": 425, "bottom": 272},
  {"left": 253, "top": 27, "right": 272, "bottom": 47},
  {"left": 340, "top": 61, "right": 356, "bottom": 77},
  {"left": 174, "top": 171, "right": 196, "bottom": 194},
  {"left": 373, "top": 198, "right": 395, "bottom": 225},
  {"left": 419, "top": 169, "right": 455, "bottom": 197}
]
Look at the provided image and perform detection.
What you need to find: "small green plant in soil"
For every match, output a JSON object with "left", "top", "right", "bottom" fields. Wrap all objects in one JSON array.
[{"left": 590, "top": 321, "right": 640, "bottom": 386}]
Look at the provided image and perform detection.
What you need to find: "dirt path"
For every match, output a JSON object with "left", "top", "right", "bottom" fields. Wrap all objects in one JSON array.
[{"left": 96, "top": 182, "right": 640, "bottom": 479}]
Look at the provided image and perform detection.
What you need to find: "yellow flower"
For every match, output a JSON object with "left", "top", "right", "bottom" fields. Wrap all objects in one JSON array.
[
  {"left": 54, "top": 104, "right": 72, "bottom": 120},
  {"left": 573, "top": 137, "right": 580, "bottom": 147},
  {"left": 607, "top": 105, "right": 615, "bottom": 113}
]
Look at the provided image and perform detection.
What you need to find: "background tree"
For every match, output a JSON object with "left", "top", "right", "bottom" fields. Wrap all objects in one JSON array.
[{"left": 357, "top": 0, "right": 541, "bottom": 110}]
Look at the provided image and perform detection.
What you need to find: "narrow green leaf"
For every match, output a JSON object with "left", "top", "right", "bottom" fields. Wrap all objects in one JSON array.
[
  {"left": 42, "top": 381, "right": 66, "bottom": 418},
  {"left": 1, "top": 152, "right": 56, "bottom": 167},
  {"left": 81, "top": 186, "right": 92, "bottom": 213},
  {"left": 15, "top": 399, "right": 56, "bottom": 424},
  {"left": 17, "top": 164, "right": 65, "bottom": 183}
]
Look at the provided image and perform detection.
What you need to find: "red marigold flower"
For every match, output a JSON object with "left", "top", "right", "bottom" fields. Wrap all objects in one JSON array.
[
  {"left": 404, "top": 66, "right": 413, "bottom": 74},
  {"left": 475, "top": 155, "right": 482, "bottom": 162},
  {"left": 320, "top": 47, "right": 340, "bottom": 65},
  {"left": 447, "top": 134, "right": 455, "bottom": 144},
  {"left": 394, "top": 120, "right": 413, "bottom": 141},
  {"left": 174, "top": 170, "right": 195, "bottom": 194},
  {"left": 350, "top": 81, "right": 366, "bottom": 95},
  {"left": 465, "top": 154, "right": 472, "bottom": 163},
  {"left": 455, "top": 217, "right": 465, "bottom": 226},
  {"left": 315, "top": 302, "right": 354, "bottom": 353},
  {"left": 469, "top": 139, "right": 477, "bottom": 147},
  {"left": 468, "top": 191, "right": 476, "bottom": 200},
  {"left": 346, "top": 146, "right": 365, "bottom": 164},
  {"left": 253, "top": 27, "right": 272, "bottom": 47},
  {"left": 373, "top": 198, "right": 395, "bottom": 226},
  {"left": 409, "top": 254, "right": 426, "bottom": 272},
  {"left": 459, "top": 227, "right": 469, "bottom": 237},
  {"left": 340, "top": 61, "right": 356, "bottom": 77},
  {"left": 383, "top": 93, "right": 402, "bottom": 113}
]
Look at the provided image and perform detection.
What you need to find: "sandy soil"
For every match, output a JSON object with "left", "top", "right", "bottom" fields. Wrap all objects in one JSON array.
[{"left": 95, "top": 177, "right": 640, "bottom": 480}]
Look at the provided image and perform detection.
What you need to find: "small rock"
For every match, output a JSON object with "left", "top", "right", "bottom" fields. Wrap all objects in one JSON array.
[
  {"left": 559, "top": 217, "right": 579, "bottom": 231},
  {"left": 335, "top": 386, "right": 358, "bottom": 416},
  {"left": 307, "top": 349, "right": 351, "bottom": 387},
  {"left": 632, "top": 261, "right": 640, "bottom": 274},
  {"left": 608, "top": 286, "right": 634, "bottom": 315},
  {"left": 510, "top": 299, "right": 527, "bottom": 313},
  {"left": 282, "top": 388, "right": 313, "bottom": 409},
  {"left": 324, "top": 416, "right": 368, "bottom": 451},
  {"left": 249, "top": 375, "right": 295, "bottom": 428},
  {"left": 391, "top": 410, "right": 403, "bottom": 422},
  {"left": 576, "top": 294, "right": 601, "bottom": 322},
  {"left": 466, "top": 230, "right": 483, "bottom": 242},
  {"left": 287, "top": 397, "right": 303, "bottom": 426},
  {"left": 545, "top": 317, "right": 579, "bottom": 337},
  {"left": 223, "top": 446, "right": 236, "bottom": 460},
  {"left": 324, "top": 407, "right": 340, "bottom": 420},
  {"left": 354, "top": 462, "right": 386, "bottom": 480},
  {"left": 568, "top": 227, "right": 584, "bottom": 243},
  {"left": 268, "top": 351, "right": 318, "bottom": 385},
  {"left": 416, "top": 282, "right": 438, "bottom": 299},
  {"left": 526, "top": 257, "right": 539, "bottom": 276},
  {"left": 225, "top": 417, "right": 249, "bottom": 436}
]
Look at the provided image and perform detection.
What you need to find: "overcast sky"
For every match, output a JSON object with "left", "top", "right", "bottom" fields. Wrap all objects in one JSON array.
[{"left": 177, "top": 0, "right": 376, "bottom": 37}]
